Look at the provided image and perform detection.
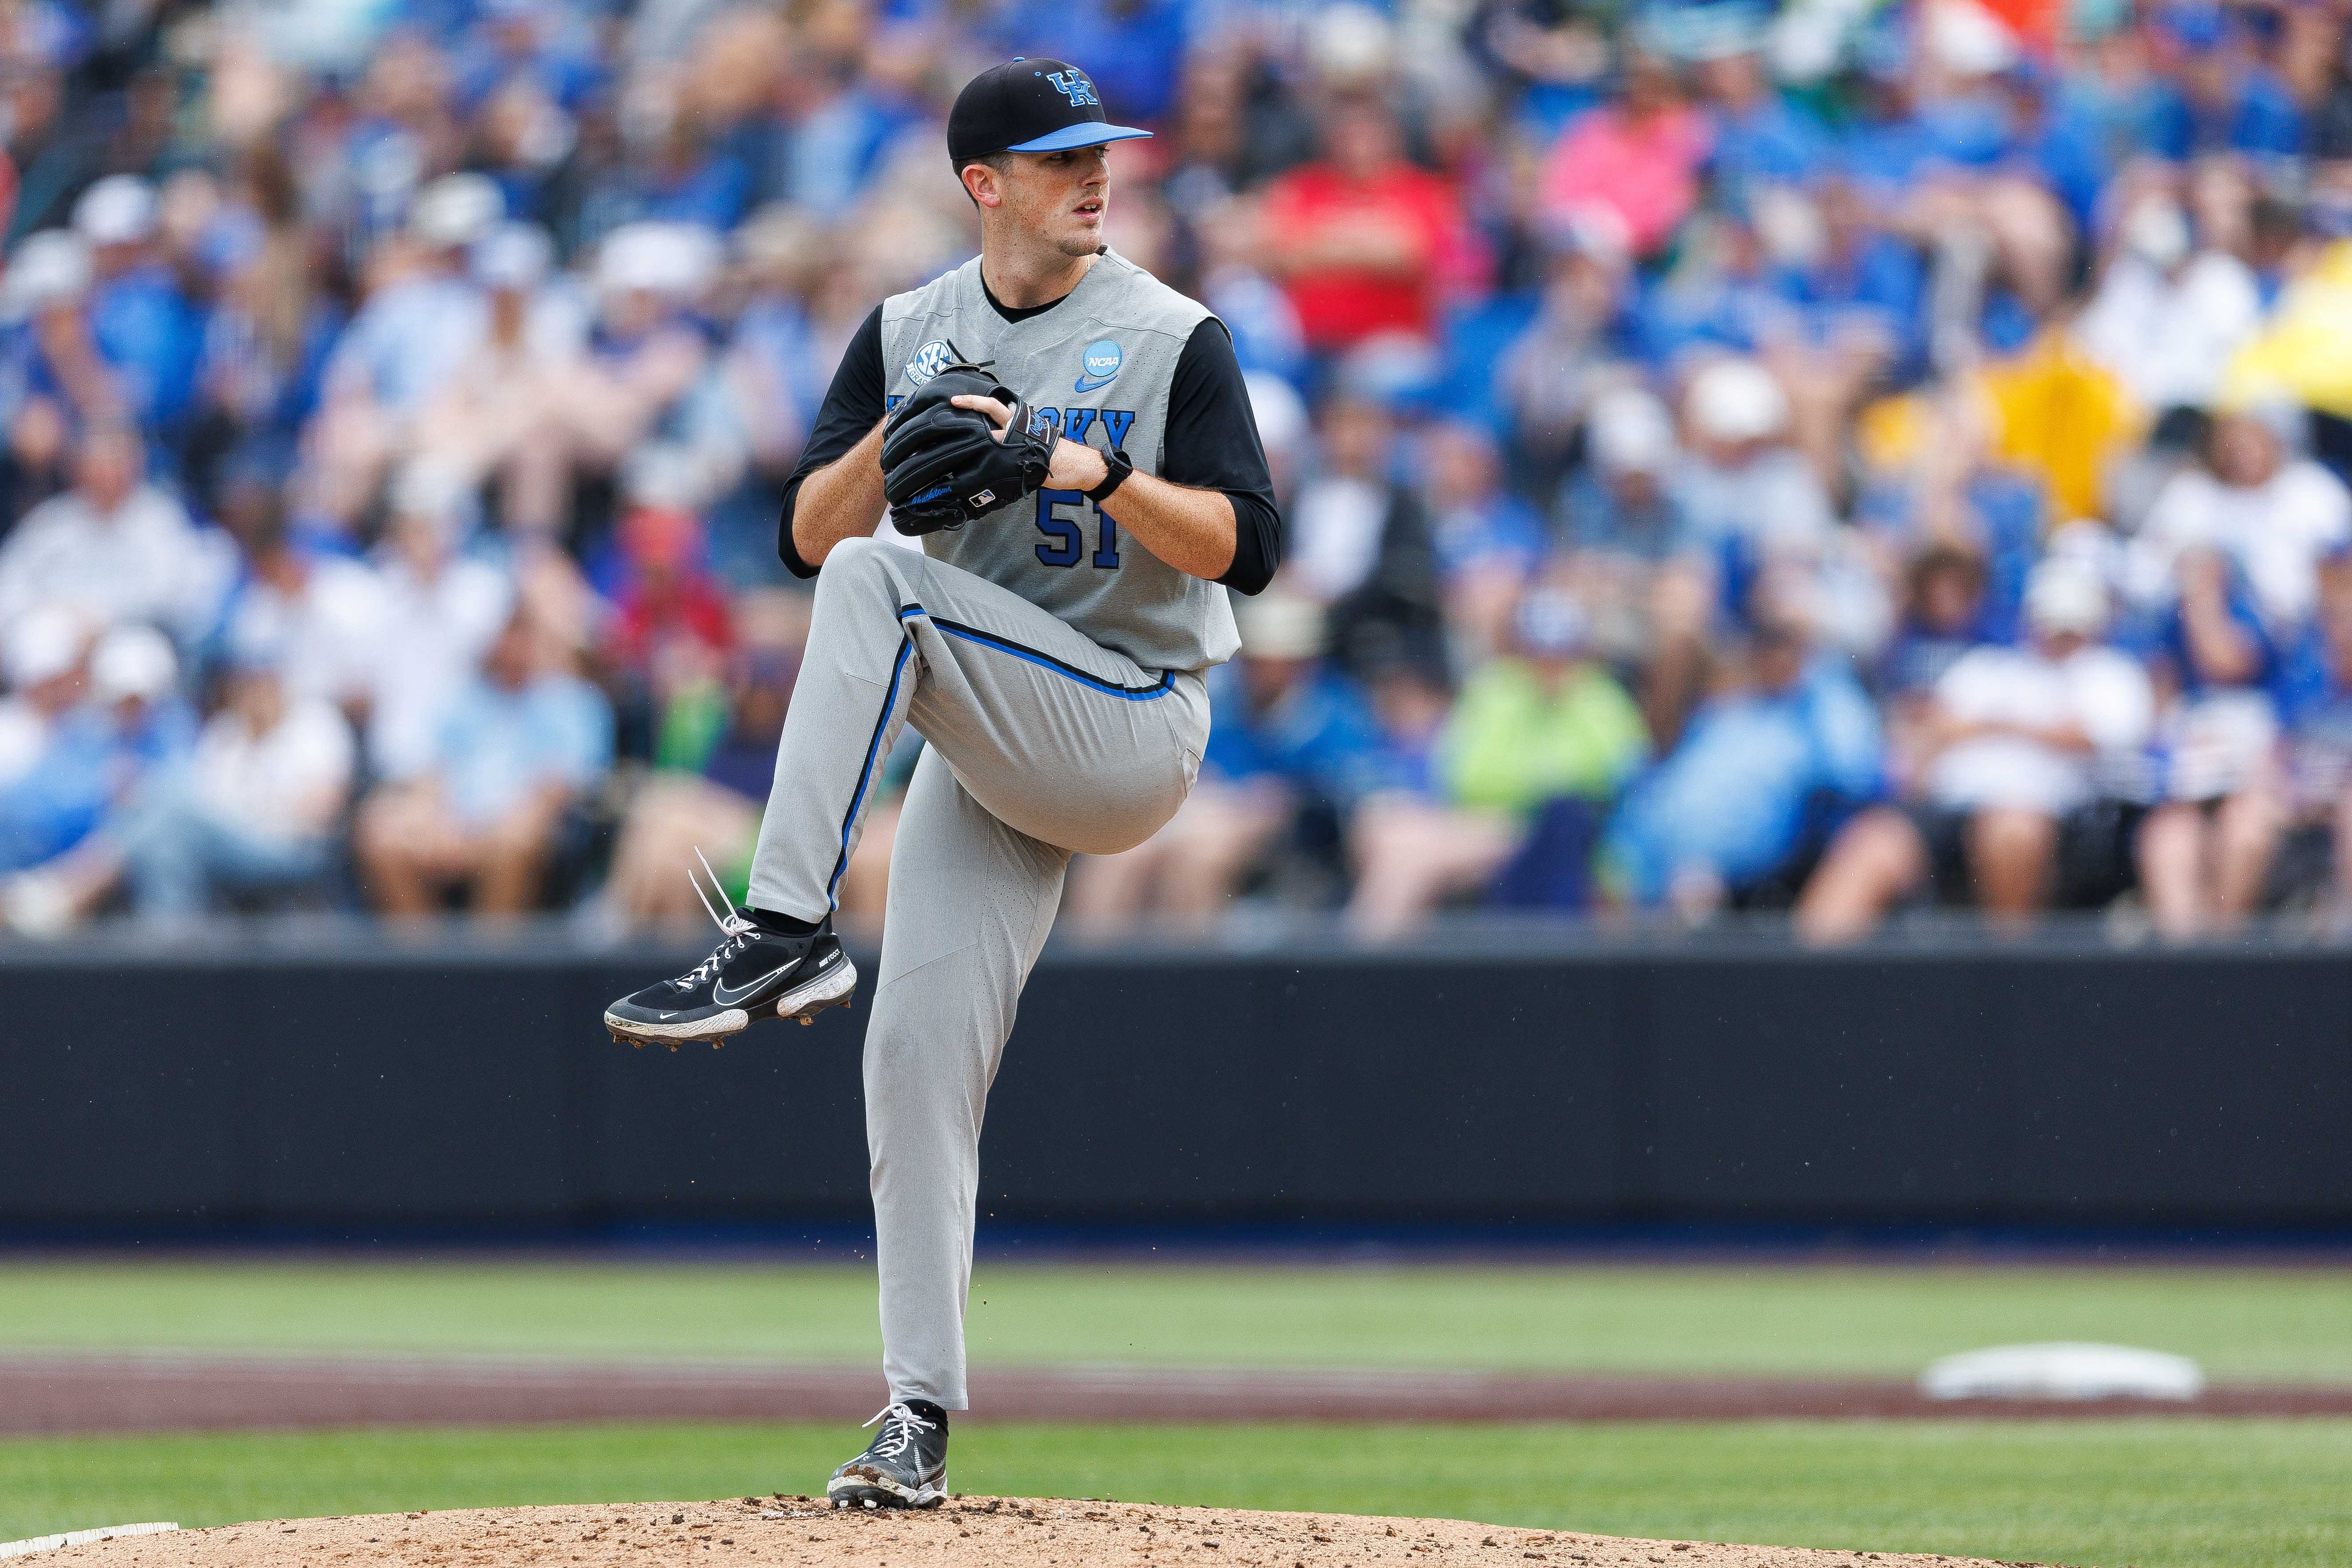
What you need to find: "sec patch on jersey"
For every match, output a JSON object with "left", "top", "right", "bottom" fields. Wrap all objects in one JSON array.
[
  {"left": 1074, "top": 339, "right": 1122, "bottom": 392},
  {"left": 906, "top": 340, "right": 956, "bottom": 385}
]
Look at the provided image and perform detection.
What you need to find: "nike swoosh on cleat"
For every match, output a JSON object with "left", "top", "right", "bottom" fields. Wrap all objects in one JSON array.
[{"left": 711, "top": 965, "right": 794, "bottom": 1006}]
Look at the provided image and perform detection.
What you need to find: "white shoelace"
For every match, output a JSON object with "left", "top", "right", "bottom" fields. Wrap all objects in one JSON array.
[
  {"left": 861, "top": 1401, "right": 937, "bottom": 1461},
  {"left": 673, "top": 848, "right": 756, "bottom": 991}
]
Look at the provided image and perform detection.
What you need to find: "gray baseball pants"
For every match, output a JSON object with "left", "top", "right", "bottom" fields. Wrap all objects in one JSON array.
[{"left": 746, "top": 536, "right": 1207, "bottom": 1407}]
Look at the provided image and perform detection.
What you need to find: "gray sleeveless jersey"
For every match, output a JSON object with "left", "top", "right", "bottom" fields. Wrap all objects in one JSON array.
[{"left": 879, "top": 249, "right": 1239, "bottom": 673}]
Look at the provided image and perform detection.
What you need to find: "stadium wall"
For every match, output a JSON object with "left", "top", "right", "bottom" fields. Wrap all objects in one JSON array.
[{"left": 8, "top": 934, "right": 2349, "bottom": 1234}]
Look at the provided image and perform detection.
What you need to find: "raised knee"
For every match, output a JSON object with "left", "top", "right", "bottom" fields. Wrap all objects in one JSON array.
[{"left": 816, "top": 534, "right": 903, "bottom": 591}]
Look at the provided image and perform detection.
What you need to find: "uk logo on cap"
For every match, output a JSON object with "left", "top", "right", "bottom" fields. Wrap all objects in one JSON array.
[{"left": 1046, "top": 70, "right": 1098, "bottom": 107}]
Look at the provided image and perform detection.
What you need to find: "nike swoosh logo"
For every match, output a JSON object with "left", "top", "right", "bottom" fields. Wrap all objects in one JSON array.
[
  {"left": 1073, "top": 372, "right": 1117, "bottom": 392},
  {"left": 711, "top": 964, "right": 793, "bottom": 1007}
]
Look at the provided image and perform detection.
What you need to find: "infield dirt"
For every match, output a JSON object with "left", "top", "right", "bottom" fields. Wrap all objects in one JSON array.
[{"left": 26, "top": 1497, "right": 2042, "bottom": 1568}]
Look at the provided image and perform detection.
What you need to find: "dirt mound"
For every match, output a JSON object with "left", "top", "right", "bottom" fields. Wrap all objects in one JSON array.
[{"left": 29, "top": 1497, "right": 2043, "bottom": 1567}]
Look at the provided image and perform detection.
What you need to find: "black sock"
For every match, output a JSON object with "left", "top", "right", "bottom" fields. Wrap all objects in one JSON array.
[
  {"left": 746, "top": 907, "right": 819, "bottom": 937},
  {"left": 903, "top": 1399, "right": 949, "bottom": 1431}
]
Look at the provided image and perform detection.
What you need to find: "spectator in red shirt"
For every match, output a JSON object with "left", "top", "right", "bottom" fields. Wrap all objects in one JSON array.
[
  {"left": 602, "top": 501, "right": 735, "bottom": 756},
  {"left": 1539, "top": 51, "right": 1712, "bottom": 261},
  {"left": 1258, "top": 91, "right": 1473, "bottom": 356}
]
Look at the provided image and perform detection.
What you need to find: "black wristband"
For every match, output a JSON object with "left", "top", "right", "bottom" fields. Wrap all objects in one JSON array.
[{"left": 1086, "top": 447, "right": 1133, "bottom": 505}]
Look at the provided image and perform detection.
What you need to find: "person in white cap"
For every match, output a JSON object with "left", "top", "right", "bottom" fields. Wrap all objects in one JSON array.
[
  {"left": 312, "top": 174, "right": 504, "bottom": 524},
  {"left": 1, "top": 230, "right": 126, "bottom": 484},
  {"left": 0, "top": 422, "right": 234, "bottom": 645},
  {"left": 87, "top": 622, "right": 184, "bottom": 719},
  {"left": 411, "top": 220, "right": 588, "bottom": 536},
  {"left": 70, "top": 174, "right": 202, "bottom": 429},
  {"left": 1671, "top": 357, "right": 1836, "bottom": 562},
  {"left": 525, "top": 221, "right": 716, "bottom": 514},
  {"left": 2075, "top": 190, "right": 2261, "bottom": 416},
  {"left": 1798, "top": 557, "right": 2154, "bottom": 941},
  {"left": 0, "top": 229, "right": 94, "bottom": 324},
  {"left": 104, "top": 626, "right": 356, "bottom": 920},
  {"left": 2134, "top": 399, "right": 2352, "bottom": 632},
  {"left": 0, "top": 623, "right": 195, "bottom": 933},
  {"left": 0, "top": 606, "right": 90, "bottom": 792},
  {"left": 361, "top": 458, "right": 515, "bottom": 781},
  {"left": 1557, "top": 384, "right": 1711, "bottom": 661}
]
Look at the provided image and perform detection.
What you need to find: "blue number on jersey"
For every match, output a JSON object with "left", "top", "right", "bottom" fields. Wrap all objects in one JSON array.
[
  {"left": 1034, "top": 488, "right": 1084, "bottom": 567},
  {"left": 1034, "top": 487, "right": 1121, "bottom": 571}
]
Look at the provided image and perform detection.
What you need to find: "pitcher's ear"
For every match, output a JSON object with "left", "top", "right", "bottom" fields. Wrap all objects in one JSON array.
[{"left": 960, "top": 162, "right": 1003, "bottom": 210}]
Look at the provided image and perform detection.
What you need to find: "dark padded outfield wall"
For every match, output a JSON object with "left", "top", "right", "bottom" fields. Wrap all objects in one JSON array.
[{"left": 6, "top": 933, "right": 2349, "bottom": 1232}]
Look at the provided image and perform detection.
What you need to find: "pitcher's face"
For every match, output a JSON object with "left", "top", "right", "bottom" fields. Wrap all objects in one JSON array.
[{"left": 999, "top": 145, "right": 1111, "bottom": 257}]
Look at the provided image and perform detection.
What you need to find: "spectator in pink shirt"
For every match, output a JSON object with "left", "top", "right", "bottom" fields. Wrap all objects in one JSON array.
[{"left": 1539, "top": 52, "right": 1712, "bottom": 261}]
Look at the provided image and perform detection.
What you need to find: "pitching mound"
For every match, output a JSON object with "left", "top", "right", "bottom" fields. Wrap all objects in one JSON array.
[{"left": 28, "top": 1497, "right": 2041, "bottom": 1567}]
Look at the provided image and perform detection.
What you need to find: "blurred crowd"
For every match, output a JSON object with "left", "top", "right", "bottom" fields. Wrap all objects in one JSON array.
[{"left": 15, "top": 0, "right": 2352, "bottom": 939}]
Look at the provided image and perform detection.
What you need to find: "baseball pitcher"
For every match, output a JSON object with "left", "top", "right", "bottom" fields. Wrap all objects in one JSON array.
[{"left": 602, "top": 59, "right": 1282, "bottom": 1508}]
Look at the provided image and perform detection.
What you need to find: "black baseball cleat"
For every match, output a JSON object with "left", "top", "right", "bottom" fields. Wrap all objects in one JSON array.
[
  {"left": 827, "top": 1400, "right": 948, "bottom": 1510},
  {"left": 603, "top": 856, "right": 857, "bottom": 1049}
]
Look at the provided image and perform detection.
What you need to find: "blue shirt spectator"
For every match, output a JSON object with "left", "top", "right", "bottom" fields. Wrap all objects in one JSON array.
[
  {"left": 450, "top": 0, "right": 607, "bottom": 113},
  {"left": 1703, "top": 75, "right": 1832, "bottom": 194},
  {"left": 2143, "top": 7, "right": 2304, "bottom": 159},
  {"left": 325, "top": 271, "right": 487, "bottom": 417},
  {"left": 1604, "top": 640, "right": 1883, "bottom": 905},
  {"left": 1856, "top": 464, "right": 2044, "bottom": 648},
  {"left": 982, "top": 0, "right": 1189, "bottom": 124},
  {"left": 437, "top": 661, "right": 614, "bottom": 827},
  {"left": 784, "top": 79, "right": 921, "bottom": 221},
  {"left": 1560, "top": 468, "right": 1703, "bottom": 563},
  {"left": 2001, "top": 72, "right": 2112, "bottom": 231},
  {"left": 2146, "top": 68, "right": 2303, "bottom": 159},
  {"left": 0, "top": 629, "right": 195, "bottom": 872},
  {"left": 1202, "top": 660, "right": 1396, "bottom": 809},
  {"left": 1878, "top": 545, "right": 1993, "bottom": 702},
  {"left": 1631, "top": 214, "right": 1798, "bottom": 367},
  {"left": 1770, "top": 187, "right": 1928, "bottom": 377},
  {"left": 633, "top": 141, "right": 754, "bottom": 232},
  {"left": 87, "top": 263, "right": 203, "bottom": 431},
  {"left": 1418, "top": 421, "right": 1547, "bottom": 582}
]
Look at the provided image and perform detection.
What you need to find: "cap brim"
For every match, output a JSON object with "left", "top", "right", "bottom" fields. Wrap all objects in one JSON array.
[{"left": 1003, "top": 123, "right": 1154, "bottom": 153}]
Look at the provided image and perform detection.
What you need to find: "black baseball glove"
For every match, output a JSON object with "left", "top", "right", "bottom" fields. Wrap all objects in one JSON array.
[{"left": 879, "top": 359, "right": 1060, "bottom": 535}]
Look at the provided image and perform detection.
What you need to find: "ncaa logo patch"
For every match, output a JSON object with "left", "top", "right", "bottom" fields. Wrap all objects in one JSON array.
[
  {"left": 905, "top": 340, "right": 954, "bottom": 385},
  {"left": 1074, "top": 339, "right": 1123, "bottom": 393}
]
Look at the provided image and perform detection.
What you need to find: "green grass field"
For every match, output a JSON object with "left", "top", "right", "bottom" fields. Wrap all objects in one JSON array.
[
  {"left": 4, "top": 1258, "right": 2349, "bottom": 1379},
  {"left": 5, "top": 1258, "right": 2349, "bottom": 1567},
  {"left": 5, "top": 1419, "right": 2351, "bottom": 1568}
]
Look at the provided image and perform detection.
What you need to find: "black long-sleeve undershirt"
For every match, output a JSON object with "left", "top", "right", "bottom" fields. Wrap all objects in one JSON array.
[{"left": 776, "top": 299, "right": 1282, "bottom": 594}]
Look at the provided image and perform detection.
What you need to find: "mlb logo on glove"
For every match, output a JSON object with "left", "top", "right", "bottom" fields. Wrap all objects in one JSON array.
[{"left": 880, "top": 356, "right": 1062, "bottom": 535}]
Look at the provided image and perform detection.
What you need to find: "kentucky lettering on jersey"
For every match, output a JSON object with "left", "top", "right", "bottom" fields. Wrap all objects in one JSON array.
[{"left": 878, "top": 249, "right": 1240, "bottom": 672}]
